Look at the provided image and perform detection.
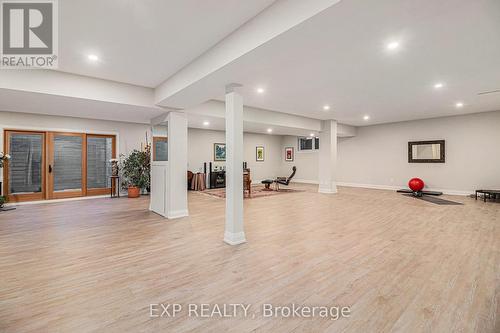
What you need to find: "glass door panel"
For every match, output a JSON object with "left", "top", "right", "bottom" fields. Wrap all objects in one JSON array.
[
  {"left": 48, "top": 133, "right": 85, "bottom": 199},
  {"left": 153, "top": 137, "right": 168, "bottom": 161},
  {"left": 4, "top": 131, "right": 46, "bottom": 202},
  {"left": 86, "top": 135, "right": 115, "bottom": 195}
]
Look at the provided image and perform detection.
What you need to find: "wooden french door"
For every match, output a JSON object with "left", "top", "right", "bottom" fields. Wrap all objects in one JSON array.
[
  {"left": 86, "top": 134, "right": 116, "bottom": 196},
  {"left": 3, "top": 131, "right": 46, "bottom": 202},
  {"left": 47, "top": 132, "right": 86, "bottom": 199},
  {"left": 3, "top": 130, "right": 116, "bottom": 202}
]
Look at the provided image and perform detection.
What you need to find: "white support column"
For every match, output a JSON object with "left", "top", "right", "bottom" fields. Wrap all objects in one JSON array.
[
  {"left": 224, "top": 84, "right": 246, "bottom": 245},
  {"left": 149, "top": 112, "right": 188, "bottom": 219},
  {"left": 318, "top": 120, "right": 338, "bottom": 194},
  {"left": 167, "top": 112, "right": 188, "bottom": 218}
]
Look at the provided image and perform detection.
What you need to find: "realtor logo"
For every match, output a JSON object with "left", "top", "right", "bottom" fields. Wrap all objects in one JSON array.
[{"left": 1, "top": 0, "right": 58, "bottom": 68}]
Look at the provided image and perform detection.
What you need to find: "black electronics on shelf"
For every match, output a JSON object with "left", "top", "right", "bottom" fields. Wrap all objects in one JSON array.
[
  {"left": 204, "top": 161, "right": 247, "bottom": 189},
  {"left": 210, "top": 171, "right": 226, "bottom": 188},
  {"left": 206, "top": 162, "right": 225, "bottom": 189}
]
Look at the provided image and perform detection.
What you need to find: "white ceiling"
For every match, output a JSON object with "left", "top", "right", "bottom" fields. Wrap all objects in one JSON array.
[
  {"left": 186, "top": 113, "right": 318, "bottom": 137},
  {"left": 0, "top": 89, "right": 165, "bottom": 124},
  {"left": 57, "top": 0, "right": 275, "bottom": 87},
  {"left": 161, "top": 0, "right": 500, "bottom": 125},
  {"left": 3, "top": 0, "right": 500, "bottom": 128},
  {"left": 0, "top": 89, "right": 323, "bottom": 137}
]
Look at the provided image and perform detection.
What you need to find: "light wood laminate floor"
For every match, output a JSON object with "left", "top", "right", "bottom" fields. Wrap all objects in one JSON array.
[{"left": 0, "top": 185, "right": 498, "bottom": 332}]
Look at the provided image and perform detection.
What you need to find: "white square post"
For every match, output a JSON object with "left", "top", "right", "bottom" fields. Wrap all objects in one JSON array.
[
  {"left": 149, "top": 112, "right": 188, "bottom": 219},
  {"left": 224, "top": 84, "right": 246, "bottom": 245},
  {"left": 318, "top": 119, "right": 338, "bottom": 194}
]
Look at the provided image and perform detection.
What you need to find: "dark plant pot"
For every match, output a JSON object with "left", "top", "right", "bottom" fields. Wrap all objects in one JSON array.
[{"left": 127, "top": 186, "right": 141, "bottom": 198}]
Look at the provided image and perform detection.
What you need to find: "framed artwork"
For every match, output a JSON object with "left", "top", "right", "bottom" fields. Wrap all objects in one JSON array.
[
  {"left": 408, "top": 140, "right": 445, "bottom": 163},
  {"left": 285, "top": 147, "right": 294, "bottom": 161},
  {"left": 214, "top": 143, "right": 226, "bottom": 161},
  {"left": 256, "top": 146, "right": 265, "bottom": 161}
]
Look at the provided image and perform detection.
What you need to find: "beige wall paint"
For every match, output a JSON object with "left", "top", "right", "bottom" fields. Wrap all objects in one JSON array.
[
  {"left": 280, "top": 111, "right": 500, "bottom": 193},
  {"left": 188, "top": 128, "right": 282, "bottom": 182},
  {"left": 4, "top": 110, "right": 498, "bottom": 194},
  {"left": 279, "top": 135, "right": 318, "bottom": 182},
  {"left": 337, "top": 111, "right": 500, "bottom": 193},
  {"left": 0, "top": 111, "right": 150, "bottom": 183},
  {"left": 0, "top": 111, "right": 285, "bottom": 185}
]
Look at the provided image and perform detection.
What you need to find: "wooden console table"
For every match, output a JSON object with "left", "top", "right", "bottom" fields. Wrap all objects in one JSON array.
[{"left": 110, "top": 176, "right": 120, "bottom": 198}]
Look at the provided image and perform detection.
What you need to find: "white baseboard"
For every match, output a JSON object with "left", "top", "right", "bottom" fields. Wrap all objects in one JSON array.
[
  {"left": 224, "top": 231, "right": 246, "bottom": 245},
  {"left": 318, "top": 188, "right": 338, "bottom": 194},
  {"left": 167, "top": 209, "right": 189, "bottom": 219},
  {"left": 337, "top": 182, "right": 400, "bottom": 191},
  {"left": 292, "top": 179, "right": 319, "bottom": 185},
  {"left": 5, "top": 195, "right": 110, "bottom": 206},
  {"left": 290, "top": 180, "right": 473, "bottom": 196},
  {"left": 336, "top": 182, "right": 473, "bottom": 196}
]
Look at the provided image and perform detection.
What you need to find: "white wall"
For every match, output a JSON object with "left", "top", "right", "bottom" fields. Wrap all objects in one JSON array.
[
  {"left": 280, "top": 111, "right": 500, "bottom": 194},
  {"left": 280, "top": 135, "right": 318, "bottom": 182},
  {"left": 337, "top": 111, "right": 500, "bottom": 194},
  {"left": 188, "top": 128, "right": 282, "bottom": 182},
  {"left": 0, "top": 111, "right": 150, "bottom": 182},
  {"left": 5, "top": 110, "right": 498, "bottom": 195}
]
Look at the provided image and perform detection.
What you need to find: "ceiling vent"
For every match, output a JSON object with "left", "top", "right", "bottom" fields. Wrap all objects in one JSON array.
[{"left": 478, "top": 89, "right": 500, "bottom": 96}]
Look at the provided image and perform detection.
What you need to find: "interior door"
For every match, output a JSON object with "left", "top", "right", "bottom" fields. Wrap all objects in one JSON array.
[
  {"left": 86, "top": 134, "right": 116, "bottom": 196},
  {"left": 3, "top": 131, "right": 46, "bottom": 202},
  {"left": 47, "top": 132, "right": 86, "bottom": 199}
]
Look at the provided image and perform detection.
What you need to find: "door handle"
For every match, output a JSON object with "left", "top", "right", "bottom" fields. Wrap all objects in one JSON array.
[{"left": 49, "top": 165, "right": 52, "bottom": 173}]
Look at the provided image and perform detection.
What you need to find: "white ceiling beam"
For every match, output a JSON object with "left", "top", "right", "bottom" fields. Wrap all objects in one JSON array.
[
  {"left": 187, "top": 100, "right": 321, "bottom": 131},
  {"left": 0, "top": 70, "right": 156, "bottom": 108},
  {"left": 185, "top": 100, "right": 356, "bottom": 137},
  {"left": 154, "top": 0, "right": 342, "bottom": 108}
]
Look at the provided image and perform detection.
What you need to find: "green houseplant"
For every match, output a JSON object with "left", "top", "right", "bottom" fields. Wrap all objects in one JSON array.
[
  {"left": 0, "top": 195, "right": 6, "bottom": 209},
  {"left": 120, "top": 148, "right": 150, "bottom": 198}
]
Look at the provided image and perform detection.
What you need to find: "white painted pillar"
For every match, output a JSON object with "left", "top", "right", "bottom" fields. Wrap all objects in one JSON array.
[
  {"left": 167, "top": 112, "right": 188, "bottom": 218},
  {"left": 318, "top": 120, "right": 338, "bottom": 194},
  {"left": 224, "top": 84, "right": 246, "bottom": 245},
  {"left": 149, "top": 112, "right": 188, "bottom": 219}
]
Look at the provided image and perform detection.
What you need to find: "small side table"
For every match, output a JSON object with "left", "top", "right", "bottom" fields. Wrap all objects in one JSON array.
[
  {"left": 476, "top": 189, "right": 500, "bottom": 202},
  {"left": 110, "top": 176, "right": 120, "bottom": 198},
  {"left": 191, "top": 173, "right": 206, "bottom": 191}
]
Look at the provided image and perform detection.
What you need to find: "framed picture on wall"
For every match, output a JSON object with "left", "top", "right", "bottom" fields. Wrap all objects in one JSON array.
[
  {"left": 285, "top": 147, "right": 294, "bottom": 161},
  {"left": 214, "top": 143, "right": 226, "bottom": 161},
  {"left": 256, "top": 146, "right": 265, "bottom": 161},
  {"left": 153, "top": 137, "right": 168, "bottom": 161}
]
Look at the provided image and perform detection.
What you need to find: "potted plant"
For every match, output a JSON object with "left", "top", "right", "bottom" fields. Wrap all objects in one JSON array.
[
  {"left": 120, "top": 149, "right": 150, "bottom": 198},
  {"left": 0, "top": 195, "right": 6, "bottom": 209},
  {"left": 0, "top": 152, "right": 11, "bottom": 168}
]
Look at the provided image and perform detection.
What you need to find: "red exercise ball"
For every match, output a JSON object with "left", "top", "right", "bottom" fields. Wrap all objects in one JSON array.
[{"left": 408, "top": 178, "right": 425, "bottom": 192}]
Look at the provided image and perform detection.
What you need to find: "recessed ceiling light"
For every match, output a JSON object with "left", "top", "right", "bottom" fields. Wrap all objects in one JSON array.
[
  {"left": 203, "top": 121, "right": 210, "bottom": 126},
  {"left": 363, "top": 115, "right": 370, "bottom": 120},
  {"left": 267, "top": 128, "right": 273, "bottom": 133},
  {"left": 433, "top": 82, "right": 444, "bottom": 89},
  {"left": 88, "top": 54, "right": 99, "bottom": 62},
  {"left": 323, "top": 105, "right": 330, "bottom": 111},
  {"left": 256, "top": 87, "right": 265, "bottom": 94},
  {"left": 386, "top": 41, "right": 400, "bottom": 51},
  {"left": 455, "top": 102, "right": 464, "bottom": 108},
  {"left": 310, "top": 133, "right": 315, "bottom": 137}
]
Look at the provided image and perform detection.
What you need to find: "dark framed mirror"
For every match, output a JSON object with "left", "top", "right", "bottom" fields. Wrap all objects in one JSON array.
[{"left": 408, "top": 140, "right": 445, "bottom": 163}]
